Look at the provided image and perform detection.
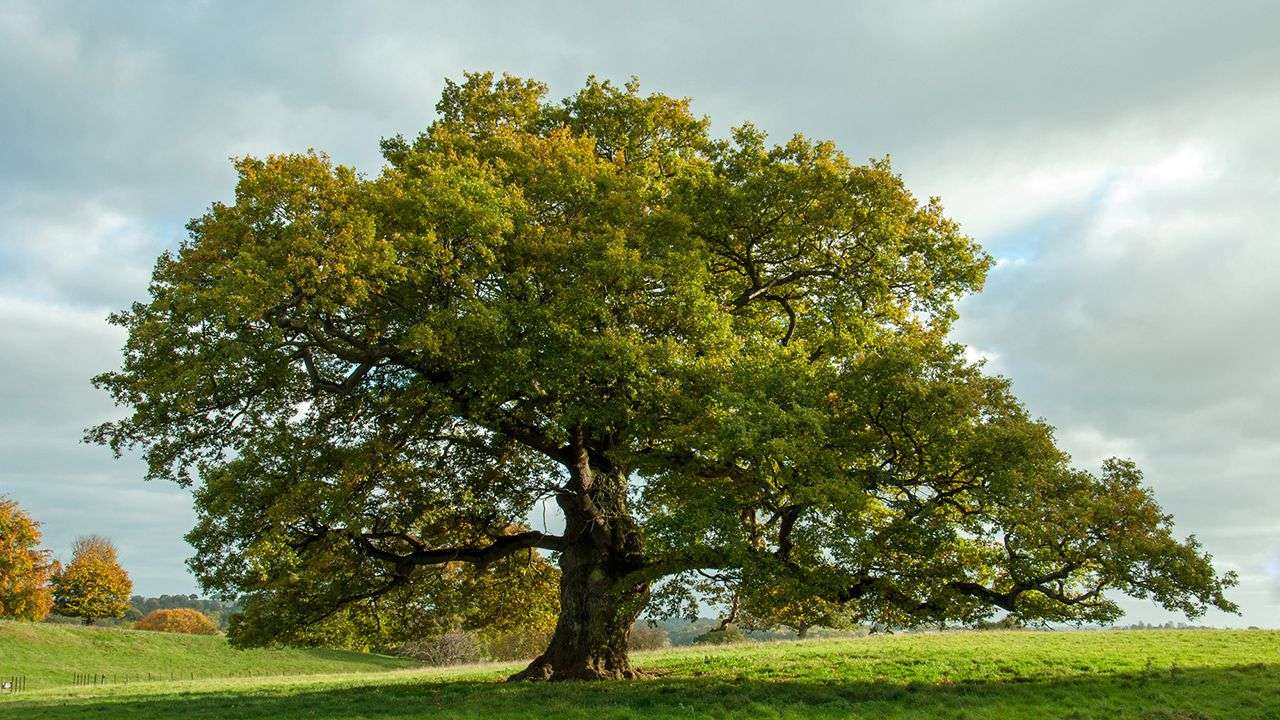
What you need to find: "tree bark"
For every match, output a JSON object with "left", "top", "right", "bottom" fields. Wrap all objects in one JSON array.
[
  {"left": 796, "top": 625, "right": 810, "bottom": 639},
  {"left": 508, "top": 533, "right": 647, "bottom": 680},
  {"left": 509, "top": 458, "right": 648, "bottom": 681}
]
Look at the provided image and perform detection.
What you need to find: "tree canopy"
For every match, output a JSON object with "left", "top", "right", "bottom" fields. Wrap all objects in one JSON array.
[
  {"left": 0, "top": 497, "right": 55, "bottom": 621},
  {"left": 130, "top": 593, "right": 240, "bottom": 630},
  {"left": 53, "top": 536, "right": 132, "bottom": 624},
  {"left": 91, "top": 72, "right": 1236, "bottom": 680}
]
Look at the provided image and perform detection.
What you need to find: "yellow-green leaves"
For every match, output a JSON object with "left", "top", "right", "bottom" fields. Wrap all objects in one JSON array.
[
  {"left": 52, "top": 536, "right": 132, "bottom": 623},
  {"left": 90, "top": 72, "right": 1234, "bottom": 648},
  {"left": 192, "top": 152, "right": 399, "bottom": 320}
]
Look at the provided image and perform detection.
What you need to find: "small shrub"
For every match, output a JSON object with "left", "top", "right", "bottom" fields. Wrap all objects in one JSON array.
[
  {"left": 628, "top": 622, "right": 670, "bottom": 650},
  {"left": 479, "top": 627, "right": 553, "bottom": 661},
  {"left": 694, "top": 625, "right": 747, "bottom": 645},
  {"left": 134, "top": 608, "right": 219, "bottom": 635},
  {"left": 396, "top": 630, "right": 483, "bottom": 666}
]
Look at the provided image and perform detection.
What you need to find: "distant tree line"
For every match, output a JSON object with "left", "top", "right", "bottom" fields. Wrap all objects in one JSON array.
[
  {"left": 1116, "top": 621, "right": 1214, "bottom": 630},
  {"left": 128, "top": 594, "right": 241, "bottom": 629}
]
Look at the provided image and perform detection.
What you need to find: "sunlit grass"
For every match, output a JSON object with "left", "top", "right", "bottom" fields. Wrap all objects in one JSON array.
[
  {"left": 2, "top": 629, "right": 1277, "bottom": 719},
  {"left": 0, "top": 619, "right": 410, "bottom": 690}
]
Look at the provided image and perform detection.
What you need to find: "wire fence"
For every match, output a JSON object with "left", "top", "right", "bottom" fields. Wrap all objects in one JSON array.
[
  {"left": 1, "top": 668, "right": 373, "bottom": 692},
  {"left": 73, "top": 671, "right": 217, "bottom": 686},
  {"left": 65, "top": 668, "right": 314, "bottom": 688}
]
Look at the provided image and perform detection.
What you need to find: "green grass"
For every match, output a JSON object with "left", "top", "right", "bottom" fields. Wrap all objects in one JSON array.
[
  {"left": 0, "top": 619, "right": 411, "bottom": 689},
  {"left": 1, "top": 629, "right": 1278, "bottom": 719}
]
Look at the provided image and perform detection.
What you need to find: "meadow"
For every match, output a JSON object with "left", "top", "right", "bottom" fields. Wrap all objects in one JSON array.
[
  {"left": 1, "top": 628, "right": 1277, "bottom": 719},
  {"left": 0, "top": 619, "right": 410, "bottom": 689}
]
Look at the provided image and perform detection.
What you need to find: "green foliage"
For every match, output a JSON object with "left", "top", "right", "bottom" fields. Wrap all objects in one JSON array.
[
  {"left": 693, "top": 625, "right": 747, "bottom": 645},
  {"left": 477, "top": 624, "right": 554, "bottom": 662},
  {"left": 52, "top": 537, "right": 132, "bottom": 624},
  {"left": 90, "top": 71, "right": 1235, "bottom": 657},
  {"left": 739, "top": 588, "right": 857, "bottom": 638},
  {"left": 4, "top": 630, "right": 1278, "bottom": 719},
  {"left": 227, "top": 550, "right": 558, "bottom": 653}
]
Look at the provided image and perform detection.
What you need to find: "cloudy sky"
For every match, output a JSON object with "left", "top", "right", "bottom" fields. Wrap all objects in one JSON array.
[{"left": 2, "top": 1, "right": 1277, "bottom": 626}]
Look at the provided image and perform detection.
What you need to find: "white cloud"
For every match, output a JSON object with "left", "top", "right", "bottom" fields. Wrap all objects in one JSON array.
[
  {"left": 951, "top": 87, "right": 1280, "bottom": 625},
  {"left": 962, "top": 345, "right": 1002, "bottom": 373},
  {"left": 922, "top": 148, "right": 1108, "bottom": 241},
  {"left": 0, "top": 2, "right": 80, "bottom": 70},
  {"left": 0, "top": 199, "right": 161, "bottom": 308},
  {"left": 0, "top": 292, "right": 198, "bottom": 595},
  {"left": 1087, "top": 142, "right": 1223, "bottom": 257},
  {"left": 1057, "top": 426, "right": 1142, "bottom": 468}
]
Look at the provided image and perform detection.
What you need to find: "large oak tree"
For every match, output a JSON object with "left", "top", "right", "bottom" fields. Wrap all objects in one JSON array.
[{"left": 91, "top": 73, "right": 1236, "bottom": 680}]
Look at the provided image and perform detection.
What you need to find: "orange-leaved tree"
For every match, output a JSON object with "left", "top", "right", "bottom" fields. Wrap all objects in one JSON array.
[
  {"left": 0, "top": 497, "right": 56, "bottom": 621},
  {"left": 135, "top": 607, "right": 219, "bottom": 635},
  {"left": 52, "top": 535, "right": 132, "bottom": 624}
]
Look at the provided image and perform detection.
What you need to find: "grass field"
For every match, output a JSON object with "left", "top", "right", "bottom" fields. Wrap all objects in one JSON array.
[
  {"left": 1, "top": 629, "right": 1277, "bottom": 719},
  {"left": 0, "top": 619, "right": 411, "bottom": 689}
]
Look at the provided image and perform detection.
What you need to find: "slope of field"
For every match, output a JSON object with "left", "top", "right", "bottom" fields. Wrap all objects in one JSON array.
[
  {"left": 0, "top": 620, "right": 411, "bottom": 690},
  {"left": 1, "top": 629, "right": 1277, "bottom": 719}
]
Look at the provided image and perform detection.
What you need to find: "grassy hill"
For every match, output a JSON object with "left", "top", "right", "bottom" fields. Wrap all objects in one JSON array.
[
  {"left": 1, "top": 629, "right": 1277, "bottom": 719},
  {"left": 0, "top": 620, "right": 411, "bottom": 690}
]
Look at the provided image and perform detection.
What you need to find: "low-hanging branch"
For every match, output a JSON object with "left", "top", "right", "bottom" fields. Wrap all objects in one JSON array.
[{"left": 350, "top": 529, "right": 567, "bottom": 569}]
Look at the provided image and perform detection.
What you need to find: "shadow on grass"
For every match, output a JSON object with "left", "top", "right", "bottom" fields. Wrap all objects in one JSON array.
[
  {"left": 286, "top": 646, "right": 410, "bottom": 667},
  {"left": 2, "top": 663, "right": 1277, "bottom": 720}
]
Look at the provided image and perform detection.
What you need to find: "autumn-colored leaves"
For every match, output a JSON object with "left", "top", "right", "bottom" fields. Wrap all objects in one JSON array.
[
  {"left": 134, "top": 607, "right": 219, "bottom": 635},
  {"left": 0, "top": 499, "right": 133, "bottom": 625},
  {"left": 50, "top": 535, "right": 133, "bottom": 625},
  {"left": 0, "top": 497, "right": 56, "bottom": 621}
]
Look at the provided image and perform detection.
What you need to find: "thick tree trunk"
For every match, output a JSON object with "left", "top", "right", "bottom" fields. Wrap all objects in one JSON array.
[
  {"left": 508, "top": 535, "right": 647, "bottom": 680},
  {"left": 510, "top": 457, "right": 648, "bottom": 681},
  {"left": 796, "top": 625, "right": 810, "bottom": 639}
]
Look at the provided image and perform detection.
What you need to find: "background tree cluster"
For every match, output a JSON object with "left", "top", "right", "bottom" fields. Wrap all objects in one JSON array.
[
  {"left": 2, "top": 499, "right": 135, "bottom": 627},
  {"left": 129, "top": 594, "right": 241, "bottom": 629}
]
